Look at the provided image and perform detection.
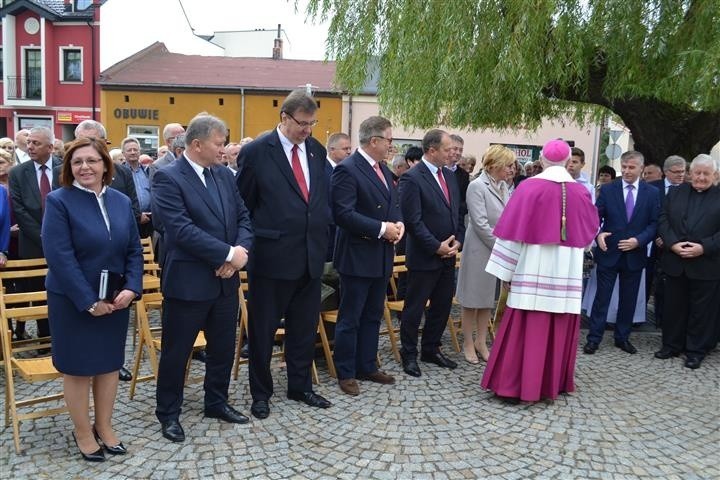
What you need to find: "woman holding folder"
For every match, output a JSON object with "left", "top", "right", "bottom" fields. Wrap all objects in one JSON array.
[{"left": 42, "top": 137, "right": 143, "bottom": 461}]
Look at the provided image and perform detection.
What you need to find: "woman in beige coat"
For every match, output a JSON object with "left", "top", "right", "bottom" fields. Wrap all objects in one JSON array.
[{"left": 455, "top": 145, "right": 515, "bottom": 363}]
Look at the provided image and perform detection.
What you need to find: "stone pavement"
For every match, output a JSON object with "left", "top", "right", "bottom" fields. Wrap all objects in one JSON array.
[{"left": 2, "top": 326, "right": 718, "bottom": 479}]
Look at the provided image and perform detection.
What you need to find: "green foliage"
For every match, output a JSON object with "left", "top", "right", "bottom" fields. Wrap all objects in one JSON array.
[{"left": 307, "top": 0, "right": 720, "bottom": 130}]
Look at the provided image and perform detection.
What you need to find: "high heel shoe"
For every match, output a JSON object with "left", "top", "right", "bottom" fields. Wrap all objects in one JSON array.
[
  {"left": 463, "top": 347, "right": 480, "bottom": 365},
  {"left": 72, "top": 431, "right": 105, "bottom": 462},
  {"left": 93, "top": 425, "right": 127, "bottom": 455},
  {"left": 475, "top": 345, "right": 490, "bottom": 363}
]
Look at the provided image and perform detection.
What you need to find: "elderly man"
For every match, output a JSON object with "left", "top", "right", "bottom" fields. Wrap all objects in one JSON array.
[
  {"left": 122, "top": 137, "right": 153, "bottom": 238},
  {"left": 222, "top": 142, "right": 241, "bottom": 175},
  {"left": 449, "top": 134, "right": 470, "bottom": 217},
  {"left": 149, "top": 123, "right": 185, "bottom": 177},
  {"left": 642, "top": 164, "right": 663, "bottom": 182},
  {"left": 391, "top": 154, "right": 410, "bottom": 178},
  {"left": 14, "top": 129, "right": 31, "bottom": 164},
  {"left": 326, "top": 132, "right": 352, "bottom": 168},
  {"left": 655, "top": 155, "right": 720, "bottom": 369},
  {"left": 9, "top": 126, "right": 62, "bottom": 340}
]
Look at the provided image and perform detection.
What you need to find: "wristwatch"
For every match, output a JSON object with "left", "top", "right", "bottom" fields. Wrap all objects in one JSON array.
[{"left": 87, "top": 302, "right": 99, "bottom": 314}]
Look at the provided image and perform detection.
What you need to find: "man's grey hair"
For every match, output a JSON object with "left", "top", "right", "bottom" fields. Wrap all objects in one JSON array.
[
  {"left": 121, "top": 136, "right": 140, "bottom": 151},
  {"left": 450, "top": 134, "right": 464, "bottom": 145},
  {"left": 358, "top": 116, "right": 392, "bottom": 146},
  {"left": 30, "top": 126, "right": 55, "bottom": 145},
  {"left": 392, "top": 154, "right": 408, "bottom": 169},
  {"left": 327, "top": 132, "right": 350, "bottom": 149},
  {"left": 75, "top": 120, "right": 107, "bottom": 139},
  {"left": 281, "top": 89, "right": 318, "bottom": 116},
  {"left": 163, "top": 123, "right": 184, "bottom": 141},
  {"left": 172, "top": 134, "right": 186, "bottom": 150},
  {"left": 620, "top": 150, "right": 644, "bottom": 165},
  {"left": 690, "top": 154, "right": 716, "bottom": 172},
  {"left": 662, "top": 155, "right": 686, "bottom": 172},
  {"left": 185, "top": 115, "right": 227, "bottom": 145}
]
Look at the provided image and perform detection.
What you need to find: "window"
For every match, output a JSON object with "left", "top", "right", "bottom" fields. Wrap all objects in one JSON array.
[
  {"left": 61, "top": 48, "right": 82, "bottom": 82},
  {"left": 128, "top": 126, "right": 160, "bottom": 155},
  {"left": 24, "top": 48, "right": 42, "bottom": 99},
  {"left": 75, "top": 0, "right": 93, "bottom": 10}
]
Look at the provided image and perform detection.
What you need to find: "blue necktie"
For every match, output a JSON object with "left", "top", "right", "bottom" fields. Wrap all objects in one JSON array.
[{"left": 203, "top": 168, "right": 223, "bottom": 216}]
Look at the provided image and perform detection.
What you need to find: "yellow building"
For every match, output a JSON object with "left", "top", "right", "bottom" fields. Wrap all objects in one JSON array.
[{"left": 99, "top": 43, "right": 341, "bottom": 153}]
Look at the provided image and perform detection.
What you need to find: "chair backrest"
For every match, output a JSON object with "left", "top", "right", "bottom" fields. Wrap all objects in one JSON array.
[
  {"left": 388, "top": 255, "right": 407, "bottom": 300},
  {"left": 0, "top": 266, "right": 50, "bottom": 354},
  {"left": 140, "top": 237, "right": 155, "bottom": 257}
]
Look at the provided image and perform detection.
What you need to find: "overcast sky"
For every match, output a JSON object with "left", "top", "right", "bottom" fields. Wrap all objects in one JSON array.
[{"left": 100, "top": 0, "right": 330, "bottom": 70}]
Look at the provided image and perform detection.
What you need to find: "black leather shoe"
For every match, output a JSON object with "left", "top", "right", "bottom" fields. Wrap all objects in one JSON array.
[
  {"left": 654, "top": 347, "right": 680, "bottom": 359},
  {"left": 240, "top": 343, "right": 249, "bottom": 359},
  {"left": 420, "top": 351, "right": 458, "bottom": 369},
  {"left": 251, "top": 400, "right": 270, "bottom": 419},
  {"left": 192, "top": 349, "right": 207, "bottom": 363},
  {"left": 204, "top": 404, "right": 249, "bottom": 424},
  {"left": 160, "top": 420, "right": 185, "bottom": 442},
  {"left": 72, "top": 432, "right": 105, "bottom": 462},
  {"left": 92, "top": 426, "right": 127, "bottom": 455},
  {"left": 614, "top": 340, "right": 637, "bottom": 354},
  {"left": 118, "top": 366, "right": 132, "bottom": 382},
  {"left": 684, "top": 356, "right": 702, "bottom": 369},
  {"left": 402, "top": 357, "right": 422, "bottom": 377},
  {"left": 287, "top": 391, "right": 331, "bottom": 409},
  {"left": 583, "top": 342, "right": 599, "bottom": 354}
]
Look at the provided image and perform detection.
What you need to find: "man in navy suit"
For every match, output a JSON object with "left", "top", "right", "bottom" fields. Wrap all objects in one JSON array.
[
  {"left": 330, "top": 116, "right": 404, "bottom": 396},
  {"left": 398, "top": 129, "right": 466, "bottom": 377},
  {"left": 152, "top": 114, "right": 253, "bottom": 442},
  {"left": 237, "top": 90, "right": 332, "bottom": 419},
  {"left": 585, "top": 151, "right": 660, "bottom": 355}
]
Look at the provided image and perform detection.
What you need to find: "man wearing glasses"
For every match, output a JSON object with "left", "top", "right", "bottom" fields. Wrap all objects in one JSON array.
[{"left": 237, "top": 89, "right": 332, "bottom": 419}]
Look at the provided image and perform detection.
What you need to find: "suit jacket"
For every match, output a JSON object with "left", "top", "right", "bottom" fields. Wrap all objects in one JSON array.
[
  {"left": 237, "top": 130, "right": 331, "bottom": 280},
  {"left": 454, "top": 166, "right": 470, "bottom": 218},
  {"left": 8, "top": 156, "right": 61, "bottom": 258},
  {"left": 658, "top": 183, "right": 720, "bottom": 280},
  {"left": 148, "top": 151, "right": 175, "bottom": 180},
  {"left": 594, "top": 179, "right": 660, "bottom": 270},
  {"left": 398, "top": 161, "right": 466, "bottom": 271},
  {"left": 151, "top": 156, "right": 253, "bottom": 301},
  {"left": 330, "top": 150, "right": 402, "bottom": 278},
  {"left": 42, "top": 187, "right": 143, "bottom": 312}
]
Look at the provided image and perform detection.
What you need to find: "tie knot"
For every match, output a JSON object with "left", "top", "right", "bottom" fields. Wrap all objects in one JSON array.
[
  {"left": 292, "top": 144, "right": 299, "bottom": 153},
  {"left": 626, "top": 184, "right": 634, "bottom": 190},
  {"left": 40, "top": 164, "right": 47, "bottom": 171},
  {"left": 203, "top": 167, "right": 210, "bottom": 176}
]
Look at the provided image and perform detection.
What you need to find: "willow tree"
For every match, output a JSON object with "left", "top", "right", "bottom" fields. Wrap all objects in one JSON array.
[{"left": 307, "top": 0, "right": 720, "bottom": 164}]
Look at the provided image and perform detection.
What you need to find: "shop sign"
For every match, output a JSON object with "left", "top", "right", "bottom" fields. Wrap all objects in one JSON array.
[
  {"left": 113, "top": 108, "right": 159, "bottom": 120},
  {"left": 57, "top": 112, "right": 93, "bottom": 124}
]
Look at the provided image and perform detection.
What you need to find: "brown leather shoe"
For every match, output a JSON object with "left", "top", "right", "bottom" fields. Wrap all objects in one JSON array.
[
  {"left": 338, "top": 378, "right": 360, "bottom": 396},
  {"left": 357, "top": 370, "right": 396, "bottom": 385}
]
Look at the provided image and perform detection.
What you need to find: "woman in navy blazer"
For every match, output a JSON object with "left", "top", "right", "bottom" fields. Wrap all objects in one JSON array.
[{"left": 42, "top": 138, "right": 143, "bottom": 462}]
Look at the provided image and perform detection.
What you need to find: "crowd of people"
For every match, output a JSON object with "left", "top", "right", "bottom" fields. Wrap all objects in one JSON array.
[{"left": 1, "top": 89, "right": 719, "bottom": 462}]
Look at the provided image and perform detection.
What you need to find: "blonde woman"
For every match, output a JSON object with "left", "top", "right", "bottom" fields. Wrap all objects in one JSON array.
[{"left": 455, "top": 145, "right": 515, "bottom": 363}]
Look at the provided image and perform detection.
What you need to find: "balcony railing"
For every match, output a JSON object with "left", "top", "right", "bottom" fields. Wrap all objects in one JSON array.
[{"left": 5, "top": 76, "right": 42, "bottom": 100}]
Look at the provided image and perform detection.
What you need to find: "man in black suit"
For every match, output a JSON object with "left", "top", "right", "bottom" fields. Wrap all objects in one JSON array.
[
  {"left": 449, "top": 134, "right": 470, "bottom": 218},
  {"left": 655, "top": 155, "right": 720, "bottom": 369},
  {"left": 8, "top": 126, "right": 61, "bottom": 339},
  {"left": 398, "top": 129, "right": 466, "bottom": 377},
  {"left": 330, "top": 116, "right": 403, "bottom": 396},
  {"left": 238, "top": 89, "right": 333, "bottom": 419},
  {"left": 152, "top": 114, "right": 253, "bottom": 442}
]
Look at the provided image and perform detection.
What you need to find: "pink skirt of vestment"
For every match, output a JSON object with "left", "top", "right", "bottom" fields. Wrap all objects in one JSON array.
[{"left": 480, "top": 307, "right": 580, "bottom": 402}]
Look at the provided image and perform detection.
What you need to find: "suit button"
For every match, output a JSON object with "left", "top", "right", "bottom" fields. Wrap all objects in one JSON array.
[{"left": 377, "top": 205, "right": 382, "bottom": 209}]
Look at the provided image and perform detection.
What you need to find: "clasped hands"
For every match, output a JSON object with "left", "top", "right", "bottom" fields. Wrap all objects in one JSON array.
[
  {"left": 89, "top": 289, "right": 136, "bottom": 316},
  {"left": 671, "top": 241, "right": 703, "bottom": 259},
  {"left": 215, "top": 246, "right": 249, "bottom": 278},
  {"left": 382, "top": 221, "right": 405, "bottom": 244},
  {"left": 597, "top": 232, "right": 639, "bottom": 252},
  {"left": 436, "top": 235, "right": 461, "bottom": 258}
]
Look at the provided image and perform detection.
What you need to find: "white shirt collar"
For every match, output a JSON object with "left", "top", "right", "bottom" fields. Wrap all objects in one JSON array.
[
  {"left": 276, "top": 126, "right": 304, "bottom": 154},
  {"left": 33, "top": 159, "right": 52, "bottom": 171},
  {"left": 422, "top": 157, "right": 440, "bottom": 174},
  {"left": 326, "top": 157, "right": 337, "bottom": 169},
  {"left": 622, "top": 177, "right": 640, "bottom": 189},
  {"left": 183, "top": 152, "right": 206, "bottom": 177},
  {"left": 72, "top": 180, "right": 107, "bottom": 197},
  {"left": 357, "top": 147, "right": 381, "bottom": 168}
]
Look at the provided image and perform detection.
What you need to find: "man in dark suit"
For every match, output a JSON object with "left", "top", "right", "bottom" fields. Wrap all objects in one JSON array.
[
  {"left": 237, "top": 89, "right": 332, "bottom": 419},
  {"left": 8, "top": 126, "right": 61, "bottom": 340},
  {"left": 149, "top": 123, "right": 186, "bottom": 179},
  {"left": 585, "top": 151, "right": 660, "bottom": 355},
  {"left": 449, "top": 134, "right": 470, "bottom": 218},
  {"left": 330, "top": 116, "right": 403, "bottom": 396},
  {"left": 648, "top": 155, "right": 687, "bottom": 325},
  {"left": 655, "top": 155, "right": 720, "bottom": 369},
  {"left": 152, "top": 114, "right": 253, "bottom": 442},
  {"left": 398, "top": 129, "right": 466, "bottom": 377}
]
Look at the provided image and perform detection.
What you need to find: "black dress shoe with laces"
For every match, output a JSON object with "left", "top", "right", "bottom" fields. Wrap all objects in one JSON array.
[
  {"left": 583, "top": 342, "right": 599, "bottom": 354},
  {"left": 684, "top": 356, "right": 702, "bottom": 369},
  {"left": 160, "top": 419, "right": 185, "bottom": 442},
  {"left": 402, "top": 358, "right": 422, "bottom": 377},
  {"left": 614, "top": 340, "right": 637, "bottom": 354},
  {"left": 287, "top": 391, "right": 332, "bottom": 408},
  {"left": 654, "top": 347, "right": 680, "bottom": 359},
  {"left": 420, "top": 351, "right": 458, "bottom": 369},
  {"left": 118, "top": 366, "right": 132, "bottom": 382},
  {"left": 204, "top": 404, "right": 249, "bottom": 424},
  {"left": 192, "top": 350, "right": 208, "bottom": 363},
  {"left": 251, "top": 400, "right": 270, "bottom": 419}
]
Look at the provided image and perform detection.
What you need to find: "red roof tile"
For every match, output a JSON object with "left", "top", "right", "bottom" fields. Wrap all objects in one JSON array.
[{"left": 99, "top": 42, "right": 338, "bottom": 93}]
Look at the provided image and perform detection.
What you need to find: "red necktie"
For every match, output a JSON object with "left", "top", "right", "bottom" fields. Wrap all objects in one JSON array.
[
  {"left": 373, "top": 162, "right": 388, "bottom": 189},
  {"left": 40, "top": 164, "right": 51, "bottom": 211},
  {"left": 437, "top": 168, "right": 450, "bottom": 204},
  {"left": 291, "top": 144, "right": 309, "bottom": 203}
]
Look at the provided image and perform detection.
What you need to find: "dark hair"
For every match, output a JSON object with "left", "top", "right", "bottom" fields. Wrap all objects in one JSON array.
[
  {"left": 60, "top": 137, "right": 114, "bottom": 187},
  {"left": 405, "top": 146, "right": 423, "bottom": 162},
  {"left": 281, "top": 89, "right": 318, "bottom": 116},
  {"left": 450, "top": 134, "right": 464, "bottom": 145},
  {"left": 422, "top": 129, "right": 447, "bottom": 153},
  {"left": 571, "top": 147, "right": 585, "bottom": 163},
  {"left": 598, "top": 165, "right": 616, "bottom": 179}
]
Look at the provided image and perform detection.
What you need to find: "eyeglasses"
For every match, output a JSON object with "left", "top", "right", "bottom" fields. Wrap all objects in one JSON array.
[
  {"left": 70, "top": 157, "right": 103, "bottom": 167},
  {"left": 284, "top": 112, "right": 319, "bottom": 128},
  {"left": 667, "top": 169, "right": 685, "bottom": 175},
  {"left": 372, "top": 136, "right": 394, "bottom": 143}
]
